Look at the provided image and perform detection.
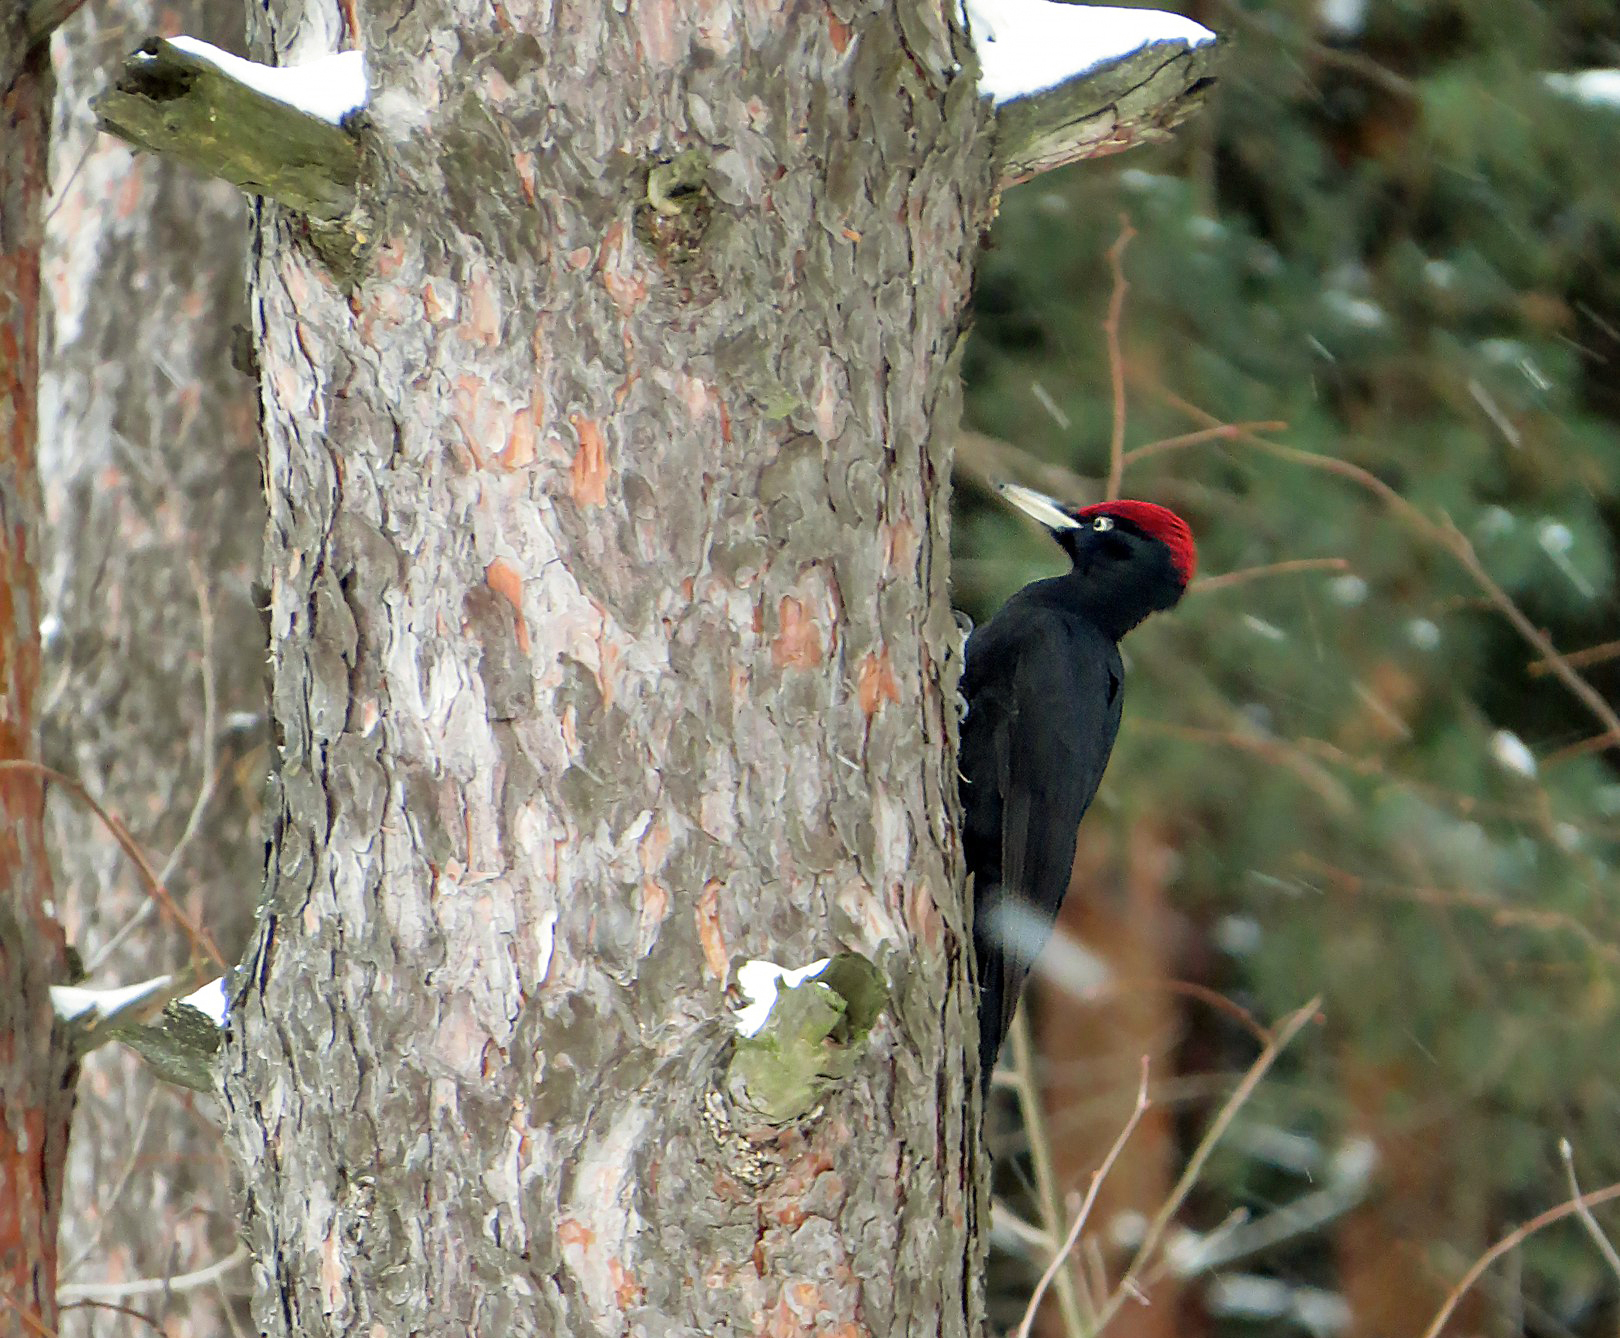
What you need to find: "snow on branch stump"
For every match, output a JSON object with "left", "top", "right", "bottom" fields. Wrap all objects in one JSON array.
[
  {"left": 91, "top": 37, "right": 364, "bottom": 222},
  {"left": 724, "top": 955, "right": 889, "bottom": 1128},
  {"left": 51, "top": 974, "right": 228, "bottom": 1091},
  {"left": 969, "top": 1, "right": 1223, "bottom": 189}
]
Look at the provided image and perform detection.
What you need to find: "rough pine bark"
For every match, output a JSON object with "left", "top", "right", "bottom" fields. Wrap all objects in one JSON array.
[
  {"left": 41, "top": 2, "right": 265, "bottom": 1328},
  {"left": 0, "top": 27, "right": 75, "bottom": 1335},
  {"left": 221, "top": 1, "right": 994, "bottom": 1334}
]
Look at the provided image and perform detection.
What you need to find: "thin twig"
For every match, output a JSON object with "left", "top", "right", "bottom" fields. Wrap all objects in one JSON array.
[
  {"left": 1419, "top": 1181, "right": 1620, "bottom": 1338},
  {"left": 1542, "top": 730, "right": 1620, "bottom": 769},
  {"left": 0, "top": 760, "right": 225, "bottom": 969},
  {"left": 61, "top": 1087, "right": 160, "bottom": 1277},
  {"left": 1089, "top": 999, "right": 1321, "bottom": 1336},
  {"left": 1008, "top": 1007, "right": 1088, "bottom": 1338},
  {"left": 1119, "top": 421, "right": 1288, "bottom": 469},
  {"left": 1436, "top": 517, "right": 1620, "bottom": 749},
  {"left": 158, "top": 557, "right": 222, "bottom": 887},
  {"left": 1528, "top": 639, "right": 1620, "bottom": 677},
  {"left": 0, "top": 1290, "right": 56, "bottom": 1338},
  {"left": 1103, "top": 216, "right": 1135, "bottom": 501},
  {"left": 1139, "top": 379, "right": 1620, "bottom": 753},
  {"left": 1016, "top": 1060, "right": 1151, "bottom": 1338},
  {"left": 56, "top": 1298, "right": 166, "bottom": 1335},
  {"left": 1297, "top": 853, "right": 1620, "bottom": 965},
  {"left": 1055, "top": 973, "right": 1272, "bottom": 1046},
  {"left": 55, "top": 1245, "right": 249, "bottom": 1303},
  {"left": 1193, "top": 558, "right": 1350, "bottom": 594},
  {"left": 1558, "top": 1140, "right": 1620, "bottom": 1285},
  {"left": 994, "top": 1201, "right": 1057, "bottom": 1253},
  {"left": 87, "top": 563, "right": 229, "bottom": 975}
]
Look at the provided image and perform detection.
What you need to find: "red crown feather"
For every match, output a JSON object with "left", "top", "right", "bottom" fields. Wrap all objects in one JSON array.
[{"left": 1075, "top": 500, "right": 1197, "bottom": 583}]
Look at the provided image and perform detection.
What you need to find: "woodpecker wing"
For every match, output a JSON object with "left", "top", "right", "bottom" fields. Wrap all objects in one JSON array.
[{"left": 960, "top": 597, "right": 1123, "bottom": 1086}]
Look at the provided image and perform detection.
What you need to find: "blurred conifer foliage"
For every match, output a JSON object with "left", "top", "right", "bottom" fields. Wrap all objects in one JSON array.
[{"left": 958, "top": 3, "right": 1620, "bottom": 1335}]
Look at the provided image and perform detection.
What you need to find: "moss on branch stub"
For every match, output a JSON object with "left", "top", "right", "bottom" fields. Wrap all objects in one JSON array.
[{"left": 724, "top": 952, "right": 887, "bottom": 1127}]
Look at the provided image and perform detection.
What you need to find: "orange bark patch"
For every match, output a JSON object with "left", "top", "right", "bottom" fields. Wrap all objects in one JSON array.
[
  {"left": 482, "top": 66, "right": 515, "bottom": 104},
  {"left": 461, "top": 266, "right": 501, "bottom": 346},
  {"left": 451, "top": 374, "right": 498, "bottom": 469},
  {"left": 594, "top": 632, "right": 621, "bottom": 711},
  {"left": 422, "top": 279, "right": 453, "bottom": 324},
  {"left": 639, "top": 818, "right": 672, "bottom": 874},
  {"left": 772, "top": 597, "right": 823, "bottom": 669},
  {"left": 374, "top": 238, "right": 407, "bottom": 276},
  {"left": 569, "top": 415, "right": 609, "bottom": 507},
  {"left": 599, "top": 222, "right": 648, "bottom": 315},
  {"left": 827, "top": 13, "right": 852, "bottom": 52},
  {"left": 640, "top": 878, "right": 669, "bottom": 936},
  {"left": 696, "top": 880, "right": 729, "bottom": 979},
  {"left": 115, "top": 168, "right": 143, "bottom": 220},
  {"left": 500, "top": 395, "right": 543, "bottom": 470},
  {"left": 882, "top": 517, "right": 918, "bottom": 574},
  {"left": 514, "top": 151, "right": 537, "bottom": 204},
  {"left": 610, "top": 1258, "right": 645, "bottom": 1308},
  {"left": 557, "top": 1219, "right": 595, "bottom": 1247},
  {"left": 905, "top": 881, "right": 943, "bottom": 950},
  {"left": 484, "top": 559, "right": 530, "bottom": 653},
  {"left": 857, "top": 649, "right": 900, "bottom": 717}
]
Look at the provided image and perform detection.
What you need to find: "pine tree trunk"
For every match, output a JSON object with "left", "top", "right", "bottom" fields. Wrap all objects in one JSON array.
[
  {"left": 221, "top": 2, "right": 994, "bottom": 1333},
  {"left": 0, "top": 31, "right": 75, "bottom": 1336},
  {"left": 41, "top": 2, "right": 264, "bottom": 1328}
]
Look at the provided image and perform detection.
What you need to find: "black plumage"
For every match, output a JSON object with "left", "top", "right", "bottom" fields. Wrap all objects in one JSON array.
[{"left": 960, "top": 486, "right": 1195, "bottom": 1090}]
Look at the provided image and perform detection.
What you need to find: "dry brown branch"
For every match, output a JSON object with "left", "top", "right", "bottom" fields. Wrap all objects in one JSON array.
[
  {"left": 1103, "top": 217, "right": 1136, "bottom": 501},
  {"left": 1434, "top": 516, "right": 1620, "bottom": 749},
  {"left": 1147, "top": 709, "right": 1620, "bottom": 845},
  {"left": 0, "top": 760, "right": 225, "bottom": 970},
  {"left": 1528, "top": 638, "right": 1620, "bottom": 676},
  {"left": 1419, "top": 1180, "right": 1620, "bottom": 1338},
  {"left": 1052, "top": 972, "right": 1272, "bottom": 1045},
  {"left": 955, "top": 430, "right": 1101, "bottom": 502},
  {"left": 1193, "top": 557, "right": 1350, "bottom": 594},
  {"left": 1208, "top": 0, "right": 1418, "bottom": 100},
  {"left": 1089, "top": 998, "right": 1322, "bottom": 1336},
  {"left": 1542, "top": 730, "right": 1620, "bottom": 769},
  {"left": 0, "top": 1288, "right": 57, "bottom": 1338},
  {"left": 1119, "top": 420, "right": 1288, "bottom": 469},
  {"left": 56, "top": 1299, "right": 166, "bottom": 1335},
  {"left": 1137, "top": 720, "right": 1354, "bottom": 812},
  {"left": 1014, "top": 1060, "right": 1151, "bottom": 1338},
  {"left": 1296, "top": 853, "right": 1620, "bottom": 965},
  {"left": 1138, "top": 379, "right": 1620, "bottom": 753}
]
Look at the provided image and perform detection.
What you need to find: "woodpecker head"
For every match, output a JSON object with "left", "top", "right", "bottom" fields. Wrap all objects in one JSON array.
[{"left": 997, "top": 482, "right": 1196, "bottom": 633}]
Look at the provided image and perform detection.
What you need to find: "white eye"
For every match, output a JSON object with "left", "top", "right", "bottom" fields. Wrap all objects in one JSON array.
[{"left": 1092, "top": 516, "right": 1115, "bottom": 532}]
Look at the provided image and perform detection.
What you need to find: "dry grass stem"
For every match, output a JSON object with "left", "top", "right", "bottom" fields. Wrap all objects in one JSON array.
[
  {"left": 1419, "top": 1180, "right": 1620, "bottom": 1338},
  {"left": 1014, "top": 1059, "right": 1151, "bottom": 1338},
  {"left": 1558, "top": 1140, "right": 1620, "bottom": 1285},
  {"left": 1088, "top": 998, "right": 1321, "bottom": 1336},
  {"left": 1008, "top": 1007, "right": 1088, "bottom": 1337}
]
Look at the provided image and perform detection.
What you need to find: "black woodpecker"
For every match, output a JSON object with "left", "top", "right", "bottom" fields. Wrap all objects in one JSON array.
[{"left": 960, "top": 483, "right": 1196, "bottom": 1090}]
